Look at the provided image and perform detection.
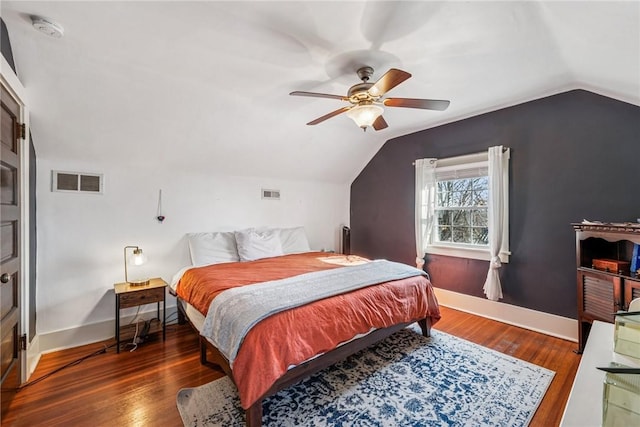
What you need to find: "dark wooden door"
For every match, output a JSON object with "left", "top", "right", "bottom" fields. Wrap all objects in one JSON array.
[{"left": 0, "top": 83, "right": 22, "bottom": 416}]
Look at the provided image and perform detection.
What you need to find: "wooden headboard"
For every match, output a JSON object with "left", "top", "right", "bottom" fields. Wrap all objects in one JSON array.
[{"left": 342, "top": 226, "right": 350, "bottom": 255}]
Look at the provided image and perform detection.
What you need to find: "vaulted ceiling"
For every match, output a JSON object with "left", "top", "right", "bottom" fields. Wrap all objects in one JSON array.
[{"left": 3, "top": 1, "right": 639, "bottom": 184}]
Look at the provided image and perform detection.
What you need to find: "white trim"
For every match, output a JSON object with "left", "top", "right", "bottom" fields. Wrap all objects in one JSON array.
[
  {"left": 435, "top": 161, "right": 487, "bottom": 176},
  {"left": 35, "top": 306, "right": 178, "bottom": 356},
  {"left": 1, "top": 54, "right": 31, "bottom": 384},
  {"left": 426, "top": 244, "right": 511, "bottom": 263},
  {"left": 25, "top": 335, "right": 41, "bottom": 379},
  {"left": 436, "top": 151, "right": 487, "bottom": 167},
  {"left": 424, "top": 147, "right": 510, "bottom": 264},
  {"left": 0, "top": 56, "right": 27, "bottom": 103},
  {"left": 433, "top": 287, "right": 578, "bottom": 342}
]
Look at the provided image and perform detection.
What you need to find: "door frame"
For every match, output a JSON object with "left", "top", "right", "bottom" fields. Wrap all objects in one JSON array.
[{"left": 1, "top": 54, "right": 32, "bottom": 382}]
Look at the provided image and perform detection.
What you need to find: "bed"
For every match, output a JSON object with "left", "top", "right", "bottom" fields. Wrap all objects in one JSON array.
[{"left": 171, "top": 227, "right": 441, "bottom": 426}]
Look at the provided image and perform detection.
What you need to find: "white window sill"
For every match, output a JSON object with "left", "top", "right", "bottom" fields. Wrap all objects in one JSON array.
[{"left": 425, "top": 244, "right": 510, "bottom": 263}]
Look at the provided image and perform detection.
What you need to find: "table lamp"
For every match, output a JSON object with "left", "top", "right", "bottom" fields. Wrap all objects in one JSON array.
[{"left": 123, "top": 245, "right": 149, "bottom": 286}]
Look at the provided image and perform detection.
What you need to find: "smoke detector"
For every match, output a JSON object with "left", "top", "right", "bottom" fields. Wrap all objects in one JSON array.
[{"left": 31, "top": 16, "right": 64, "bottom": 38}]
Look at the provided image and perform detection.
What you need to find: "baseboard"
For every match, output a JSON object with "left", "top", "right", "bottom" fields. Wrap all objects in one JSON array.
[
  {"left": 433, "top": 287, "right": 578, "bottom": 342},
  {"left": 30, "top": 291, "right": 577, "bottom": 378},
  {"left": 36, "top": 305, "right": 178, "bottom": 356},
  {"left": 26, "top": 334, "right": 41, "bottom": 380}
]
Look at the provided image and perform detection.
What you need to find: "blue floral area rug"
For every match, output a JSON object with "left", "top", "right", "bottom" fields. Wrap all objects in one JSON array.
[{"left": 176, "top": 325, "right": 554, "bottom": 426}]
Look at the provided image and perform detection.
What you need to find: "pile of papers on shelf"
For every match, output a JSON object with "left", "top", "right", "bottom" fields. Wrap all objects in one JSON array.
[
  {"left": 615, "top": 312, "right": 640, "bottom": 360},
  {"left": 603, "top": 312, "right": 640, "bottom": 426}
]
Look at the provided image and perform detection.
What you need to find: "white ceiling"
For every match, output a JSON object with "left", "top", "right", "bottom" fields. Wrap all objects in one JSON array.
[{"left": 2, "top": 1, "right": 639, "bottom": 184}]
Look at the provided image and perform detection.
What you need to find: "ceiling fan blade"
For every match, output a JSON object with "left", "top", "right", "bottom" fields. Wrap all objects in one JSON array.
[
  {"left": 372, "top": 115, "right": 388, "bottom": 131},
  {"left": 290, "top": 91, "right": 348, "bottom": 101},
  {"left": 307, "top": 106, "right": 352, "bottom": 125},
  {"left": 368, "top": 68, "right": 411, "bottom": 97},
  {"left": 383, "top": 97, "right": 450, "bottom": 111}
]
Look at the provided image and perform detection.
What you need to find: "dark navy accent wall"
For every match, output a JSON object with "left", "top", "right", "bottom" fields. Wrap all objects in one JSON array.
[
  {"left": 351, "top": 90, "right": 640, "bottom": 319},
  {"left": 1, "top": 19, "right": 16, "bottom": 73}
]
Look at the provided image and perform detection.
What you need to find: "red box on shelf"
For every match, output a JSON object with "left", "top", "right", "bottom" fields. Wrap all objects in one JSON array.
[{"left": 592, "top": 258, "right": 630, "bottom": 274}]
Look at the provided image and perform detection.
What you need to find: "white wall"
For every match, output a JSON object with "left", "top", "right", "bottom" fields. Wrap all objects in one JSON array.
[{"left": 35, "top": 158, "right": 349, "bottom": 341}]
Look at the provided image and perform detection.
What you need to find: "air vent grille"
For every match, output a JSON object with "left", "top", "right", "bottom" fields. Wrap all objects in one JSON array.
[
  {"left": 52, "top": 170, "right": 103, "bottom": 194},
  {"left": 262, "top": 189, "right": 280, "bottom": 200}
]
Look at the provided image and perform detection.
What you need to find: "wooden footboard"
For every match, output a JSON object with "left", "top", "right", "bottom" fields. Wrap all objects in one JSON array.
[
  {"left": 173, "top": 297, "right": 213, "bottom": 367},
  {"left": 200, "top": 317, "right": 432, "bottom": 427}
]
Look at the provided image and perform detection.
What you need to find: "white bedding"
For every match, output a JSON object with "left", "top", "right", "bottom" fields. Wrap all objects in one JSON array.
[{"left": 181, "top": 299, "right": 205, "bottom": 332}]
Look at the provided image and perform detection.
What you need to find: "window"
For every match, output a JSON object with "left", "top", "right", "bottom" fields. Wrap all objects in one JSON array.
[
  {"left": 436, "top": 172, "right": 488, "bottom": 246},
  {"left": 416, "top": 150, "right": 510, "bottom": 263}
]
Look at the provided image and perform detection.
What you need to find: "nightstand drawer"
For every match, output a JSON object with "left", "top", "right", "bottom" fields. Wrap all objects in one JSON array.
[{"left": 119, "top": 287, "right": 164, "bottom": 309}]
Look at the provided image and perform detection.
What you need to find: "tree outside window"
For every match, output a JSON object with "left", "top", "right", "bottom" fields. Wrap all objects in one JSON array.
[{"left": 436, "top": 176, "right": 489, "bottom": 246}]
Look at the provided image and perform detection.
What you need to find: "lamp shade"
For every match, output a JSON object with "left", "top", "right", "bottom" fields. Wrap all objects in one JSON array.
[
  {"left": 129, "top": 248, "right": 146, "bottom": 266},
  {"left": 124, "top": 245, "right": 149, "bottom": 286},
  {"left": 346, "top": 104, "right": 384, "bottom": 129}
]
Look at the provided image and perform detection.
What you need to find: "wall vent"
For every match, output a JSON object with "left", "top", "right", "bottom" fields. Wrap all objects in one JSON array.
[
  {"left": 52, "top": 170, "right": 103, "bottom": 194},
  {"left": 261, "top": 188, "right": 280, "bottom": 200}
]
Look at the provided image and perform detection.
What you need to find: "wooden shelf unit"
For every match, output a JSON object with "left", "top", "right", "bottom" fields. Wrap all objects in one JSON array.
[{"left": 573, "top": 223, "right": 640, "bottom": 353}]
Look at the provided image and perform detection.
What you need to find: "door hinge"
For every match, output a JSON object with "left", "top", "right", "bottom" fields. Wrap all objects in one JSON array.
[
  {"left": 20, "top": 334, "right": 27, "bottom": 351},
  {"left": 16, "top": 122, "right": 26, "bottom": 140}
]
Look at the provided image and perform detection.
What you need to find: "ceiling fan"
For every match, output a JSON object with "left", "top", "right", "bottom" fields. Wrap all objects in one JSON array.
[{"left": 290, "top": 66, "right": 450, "bottom": 131}]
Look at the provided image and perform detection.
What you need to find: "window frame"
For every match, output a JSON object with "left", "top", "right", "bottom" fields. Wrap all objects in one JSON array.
[{"left": 423, "top": 151, "right": 510, "bottom": 263}]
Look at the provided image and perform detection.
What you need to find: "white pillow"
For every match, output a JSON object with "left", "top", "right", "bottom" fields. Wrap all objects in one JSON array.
[
  {"left": 277, "top": 226, "right": 311, "bottom": 254},
  {"left": 187, "top": 232, "right": 239, "bottom": 266},
  {"left": 235, "top": 228, "right": 284, "bottom": 261}
]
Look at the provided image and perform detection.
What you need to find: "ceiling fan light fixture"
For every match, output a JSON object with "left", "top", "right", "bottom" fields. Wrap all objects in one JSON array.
[{"left": 346, "top": 104, "right": 384, "bottom": 130}]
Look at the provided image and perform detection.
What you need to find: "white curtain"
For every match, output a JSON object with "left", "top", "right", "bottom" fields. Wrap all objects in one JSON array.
[
  {"left": 482, "top": 146, "right": 509, "bottom": 301},
  {"left": 415, "top": 158, "right": 437, "bottom": 269}
]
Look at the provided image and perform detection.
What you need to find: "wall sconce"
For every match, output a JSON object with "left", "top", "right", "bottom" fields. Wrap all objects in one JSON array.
[{"left": 123, "top": 245, "right": 149, "bottom": 286}]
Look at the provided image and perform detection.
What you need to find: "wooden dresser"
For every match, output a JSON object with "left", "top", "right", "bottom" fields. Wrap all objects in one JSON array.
[{"left": 574, "top": 223, "right": 640, "bottom": 353}]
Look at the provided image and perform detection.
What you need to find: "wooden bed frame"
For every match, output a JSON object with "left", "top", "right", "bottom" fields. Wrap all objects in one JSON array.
[{"left": 175, "top": 297, "right": 432, "bottom": 427}]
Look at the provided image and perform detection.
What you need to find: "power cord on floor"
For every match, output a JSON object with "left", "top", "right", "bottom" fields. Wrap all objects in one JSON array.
[
  {"left": 122, "top": 306, "right": 157, "bottom": 352},
  {"left": 128, "top": 305, "right": 142, "bottom": 325},
  {"left": 123, "top": 317, "right": 161, "bottom": 352},
  {"left": 125, "top": 318, "right": 144, "bottom": 352},
  {"left": 164, "top": 310, "right": 178, "bottom": 325},
  {"left": 2, "top": 342, "right": 116, "bottom": 392},
  {"left": 8, "top": 310, "right": 177, "bottom": 389}
]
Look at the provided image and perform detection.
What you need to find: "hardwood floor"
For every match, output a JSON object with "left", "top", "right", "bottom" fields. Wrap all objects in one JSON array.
[{"left": 3, "top": 306, "right": 581, "bottom": 426}]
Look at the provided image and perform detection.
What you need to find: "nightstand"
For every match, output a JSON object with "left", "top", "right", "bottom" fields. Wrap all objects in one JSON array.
[{"left": 114, "top": 277, "right": 167, "bottom": 353}]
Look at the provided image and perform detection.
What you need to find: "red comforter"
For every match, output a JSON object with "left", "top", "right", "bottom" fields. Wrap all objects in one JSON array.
[{"left": 176, "top": 252, "right": 440, "bottom": 409}]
